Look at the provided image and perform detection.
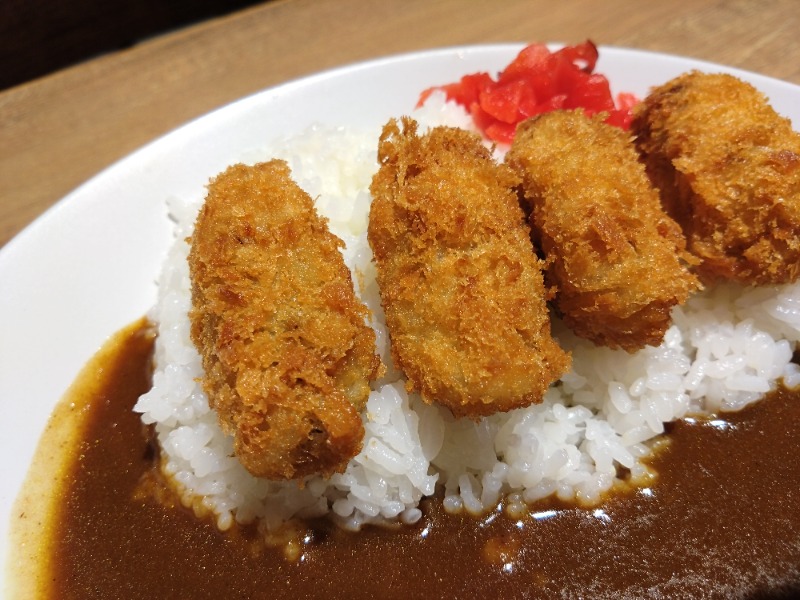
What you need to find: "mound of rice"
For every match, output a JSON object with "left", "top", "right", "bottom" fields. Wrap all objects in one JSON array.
[{"left": 134, "top": 92, "right": 800, "bottom": 533}]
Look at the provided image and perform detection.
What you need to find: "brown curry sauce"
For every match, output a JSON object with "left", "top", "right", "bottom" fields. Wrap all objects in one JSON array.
[{"left": 24, "top": 322, "right": 800, "bottom": 599}]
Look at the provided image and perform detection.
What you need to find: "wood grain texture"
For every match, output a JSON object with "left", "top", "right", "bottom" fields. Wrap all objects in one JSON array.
[{"left": 2, "top": 0, "right": 799, "bottom": 248}]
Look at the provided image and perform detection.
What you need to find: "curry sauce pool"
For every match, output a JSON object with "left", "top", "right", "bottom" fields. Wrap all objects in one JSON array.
[{"left": 30, "top": 321, "right": 800, "bottom": 599}]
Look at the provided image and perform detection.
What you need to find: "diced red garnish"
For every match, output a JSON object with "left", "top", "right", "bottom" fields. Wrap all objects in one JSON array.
[
  {"left": 417, "top": 72, "right": 493, "bottom": 109},
  {"left": 417, "top": 40, "right": 639, "bottom": 144},
  {"left": 484, "top": 121, "right": 517, "bottom": 145},
  {"left": 552, "top": 40, "right": 599, "bottom": 72},
  {"left": 616, "top": 92, "right": 640, "bottom": 111},
  {"left": 479, "top": 79, "right": 535, "bottom": 124},
  {"left": 498, "top": 43, "right": 553, "bottom": 85}
]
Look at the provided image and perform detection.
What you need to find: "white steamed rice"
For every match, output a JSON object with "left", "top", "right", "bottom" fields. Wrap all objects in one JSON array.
[{"left": 134, "top": 92, "right": 800, "bottom": 533}]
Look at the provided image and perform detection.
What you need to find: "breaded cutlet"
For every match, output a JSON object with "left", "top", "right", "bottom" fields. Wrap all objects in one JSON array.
[
  {"left": 189, "top": 160, "right": 382, "bottom": 480},
  {"left": 368, "top": 117, "right": 570, "bottom": 418},
  {"left": 632, "top": 71, "right": 800, "bottom": 285},
  {"left": 506, "top": 109, "right": 700, "bottom": 352}
]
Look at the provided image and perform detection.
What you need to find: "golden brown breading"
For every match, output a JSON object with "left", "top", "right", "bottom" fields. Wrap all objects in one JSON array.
[
  {"left": 631, "top": 71, "right": 800, "bottom": 284},
  {"left": 368, "top": 117, "right": 570, "bottom": 418},
  {"left": 506, "top": 110, "right": 700, "bottom": 352},
  {"left": 188, "top": 160, "right": 382, "bottom": 480}
]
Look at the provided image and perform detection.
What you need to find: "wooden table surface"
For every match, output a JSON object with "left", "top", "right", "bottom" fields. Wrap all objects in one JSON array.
[{"left": 2, "top": 0, "right": 799, "bottom": 249}]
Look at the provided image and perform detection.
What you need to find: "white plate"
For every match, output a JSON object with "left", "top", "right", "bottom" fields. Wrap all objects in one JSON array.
[{"left": 1, "top": 43, "right": 799, "bottom": 588}]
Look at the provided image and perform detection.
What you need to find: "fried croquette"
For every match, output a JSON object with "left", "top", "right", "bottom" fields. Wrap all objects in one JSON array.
[
  {"left": 188, "top": 160, "right": 382, "bottom": 480},
  {"left": 368, "top": 117, "right": 570, "bottom": 418},
  {"left": 631, "top": 71, "right": 800, "bottom": 284},
  {"left": 506, "top": 110, "right": 700, "bottom": 352}
]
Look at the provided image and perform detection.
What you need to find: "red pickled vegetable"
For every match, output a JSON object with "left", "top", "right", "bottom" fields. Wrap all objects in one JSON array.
[{"left": 417, "top": 40, "right": 639, "bottom": 143}]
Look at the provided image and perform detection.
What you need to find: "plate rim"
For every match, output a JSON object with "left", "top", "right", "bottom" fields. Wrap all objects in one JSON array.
[{"left": 7, "top": 40, "right": 800, "bottom": 264}]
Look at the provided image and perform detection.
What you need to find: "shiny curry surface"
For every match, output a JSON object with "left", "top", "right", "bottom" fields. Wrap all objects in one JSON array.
[{"left": 18, "top": 322, "right": 800, "bottom": 599}]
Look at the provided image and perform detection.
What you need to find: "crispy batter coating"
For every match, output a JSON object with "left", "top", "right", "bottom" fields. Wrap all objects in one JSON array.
[
  {"left": 631, "top": 71, "right": 800, "bottom": 284},
  {"left": 368, "top": 117, "right": 570, "bottom": 418},
  {"left": 506, "top": 110, "right": 700, "bottom": 352},
  {"left": 188, "top": 160, "right": 382, "bottom": 480}
]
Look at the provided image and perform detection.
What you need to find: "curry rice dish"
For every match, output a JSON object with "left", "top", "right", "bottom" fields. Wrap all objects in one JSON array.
[
  {"left": 9, "top": 71, "right": 800, "bottom": 599},
  {"left": 134, "top": 82, "right": 800, "bottom": 535}
]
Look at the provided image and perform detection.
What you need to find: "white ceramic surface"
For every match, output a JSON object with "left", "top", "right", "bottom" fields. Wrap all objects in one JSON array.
[{"left": 1, "top": 44, "right": 798, "bottom": 591}]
